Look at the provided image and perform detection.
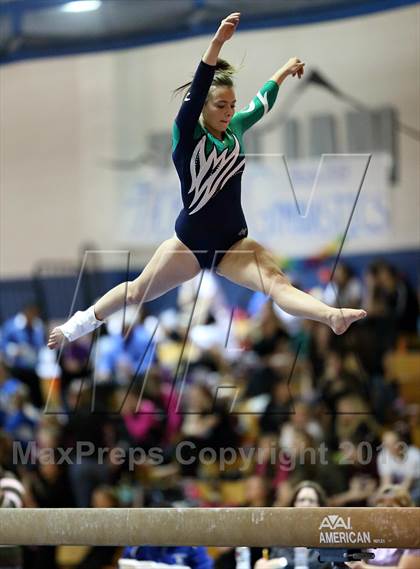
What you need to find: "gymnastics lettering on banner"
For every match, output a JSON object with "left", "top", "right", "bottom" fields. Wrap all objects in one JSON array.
[
  {"left": 117, "top": 154, "right": 391, "bottom": 257},
  {"left": 243, "top": 153, "right": 391, "bottom": 256}
]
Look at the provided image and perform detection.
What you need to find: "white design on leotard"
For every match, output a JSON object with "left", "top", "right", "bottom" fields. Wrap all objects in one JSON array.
[
  {"left": 187, "top": 134, "right": 245, "bottom": 215},
  {"left": 241, "top": 90, "right": 269, "bottom": 116}
]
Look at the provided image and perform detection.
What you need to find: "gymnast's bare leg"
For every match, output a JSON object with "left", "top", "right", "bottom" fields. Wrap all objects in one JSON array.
[
  {"left": 216, "top": 237, "right": 366, "bottom": 335},
  {"left": 47, "top": 237, "right": 200, "bottom": 349}
]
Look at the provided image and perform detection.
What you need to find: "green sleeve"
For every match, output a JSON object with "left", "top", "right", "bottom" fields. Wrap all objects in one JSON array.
[
  {"left": 172, "top": 122, "right": 180, "bottom": 153},
  {"left": 230, "top": 80, "right": 279, "bottom": 136}
]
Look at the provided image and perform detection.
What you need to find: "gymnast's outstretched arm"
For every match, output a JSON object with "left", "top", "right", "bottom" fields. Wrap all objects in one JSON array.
[
  {"left": 230, "top": 57, "right": 305, "bottom": 134},
  {"left": 270, "top": 57, "right": 305, "bottom": 85}
]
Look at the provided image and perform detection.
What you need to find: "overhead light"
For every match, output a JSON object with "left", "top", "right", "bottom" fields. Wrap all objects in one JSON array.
[{"left": 62, "top": 1, "right": 102, "bottom": 13}]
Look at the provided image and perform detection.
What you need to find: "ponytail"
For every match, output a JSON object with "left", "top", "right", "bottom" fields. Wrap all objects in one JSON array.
[{"left": 173, "top": 58, "right": 236, "bottom": 98}]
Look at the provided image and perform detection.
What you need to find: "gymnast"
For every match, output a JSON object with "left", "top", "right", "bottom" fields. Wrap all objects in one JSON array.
[{"left": 48, "top": 12, "right": 366, "bottom": 350}]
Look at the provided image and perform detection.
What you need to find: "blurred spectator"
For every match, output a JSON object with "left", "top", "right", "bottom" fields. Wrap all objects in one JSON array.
[
  {"left": 1, "top": 304, "right": 45, "bottom": 407},
  {"left": 317, "top": 350, "right": 366, "bottom": 414},
  {"left": 328, "top": 459, "right": 378, "bottom": 508},
  {"left": 335, "top": 394, "right": 380, "bottom": 449},
  {"left": 307, "top": 322, "right": 332, "bottom": 382},
  {"left": 75, "top": 485, "right": 120, "bottom": 569},
  {"left": 377, "top": 429, "right": 420, "bottom": 505},
  {"left": 259, "top": 377, "right": 292, "bottom": 435},
  {"left": 0, "top": 450, "right": 25, "bottom": 569},
  {"left": 375, "top": 262, "right": 419, "bottom": 334},
  {"left": 35, "top": 415, "right": 62, "bottom": 455},
  {"left": 189, "top": 347, "right": 231, "bottom": 377},
  {"left": 122, "top": 388, "right": 164, "bottom": 448},
  {"left": 248, "top": 289, "right": 303, "bottom": 338},
  {"left": 253, "top": 434, "right": 289, "bottom": 489},
  {"left": 323, "top": 263, "right": 362, "bottom": 309},
  {"left": 345, "top": 485, "right": 420, "bottom": 568},
  {"left": 58, "top": 335, "right": 92, "bottom": 410},
  {"left": 180, "top": 383, "right": 239, "bottom": 477},
  {"left": 95, "top": 307, "right": 156, "bottom": 384},
  {"left": 189, "top": 312, "right": 239, "bottom": 352},
  {"left": 61, "top": 381, "right": 114, "bottom": 507},
  {"left": 120, "top": 544, "right": 213, "bottom": 568},
  {"left": 364, "top": 262, "right": 419, "bottom": 335},
  {"left": 279, "top": 399, "right": 324, "bottom": 450},
  {"left": 121, "top": 368, "right": 181, "bottom": 450},
  {"left": 328, "top": 395, "right": 381, "bottom": 506},
  {"left": 3, "top": 385, "right": 39, "bottom": 449},
  {"left": 255, "top": 481, "right": 328, "bottom": 569},
  {"left": 249, "top": 301, "right": 289, "bottom": 358},
  {"left": 178, "top": 270, "right": 230, "bottom": 329},
  {"left": 214, "top": 477, "right": 268, "bottom": 568},
  {"left": 25, "top": 459, "right": 73, "bottom": 507},
  {"left": 0, "top": 358, "right": 24, "bottom": 426},
  {"left": 275, "top": 429, "right": 345, "bottom": 504},
  {"left": 23, "top": 459, "right": 74, "bottom": 569},
  {"left": 357, "top": 264, "right": 399, "bottom": 374},
  {"left": 243, "top": 362, "right": 278, "bottom": 400},
  {"left": 179, "top": 271, "right": 236, "bottom": 352},
  {"left": 243, "top": 475, "right": 271, "bottom": 507},
  {"left": 333, "top": 413, "right": 379, "bottom": 500}
]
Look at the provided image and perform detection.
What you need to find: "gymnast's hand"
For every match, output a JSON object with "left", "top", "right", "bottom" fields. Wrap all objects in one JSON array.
[
  {"left": 283, "top": 57, "right": 305, "bottom": 79},
  {"left": 271, "top": 57, "right": 305, "bottom": 85},
  {"left": 213, "top": 12, "right": 240, "bottom": 44}
]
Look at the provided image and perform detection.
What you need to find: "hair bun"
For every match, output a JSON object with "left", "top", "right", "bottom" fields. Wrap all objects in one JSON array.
[
  {"left": 173, "top": 58, "right": 236, "bottom": 98},
  {"left": 215, "top": 58, "right": 235, "bottom": 76}
]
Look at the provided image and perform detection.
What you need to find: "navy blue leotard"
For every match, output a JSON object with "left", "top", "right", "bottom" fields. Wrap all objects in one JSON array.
[{"left": 172, "top": 60, "right": 279, "bottom": 269}]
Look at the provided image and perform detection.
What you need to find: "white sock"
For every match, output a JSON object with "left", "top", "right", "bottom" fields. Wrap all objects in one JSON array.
[{"left": 59, "top": 305, "right": 103, "bottom": 342}]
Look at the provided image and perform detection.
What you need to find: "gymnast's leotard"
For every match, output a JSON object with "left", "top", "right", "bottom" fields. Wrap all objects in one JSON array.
[{"left": 172, "top": 60, "right": 279, "bottom": 269}]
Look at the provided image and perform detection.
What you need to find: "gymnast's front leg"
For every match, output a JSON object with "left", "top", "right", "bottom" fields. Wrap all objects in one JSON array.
[{"left": 216, "top": 237, "right": 366, "bottom": 335}]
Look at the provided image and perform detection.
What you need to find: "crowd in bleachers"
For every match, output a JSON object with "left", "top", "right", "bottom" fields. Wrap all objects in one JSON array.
[{"left": 0, "top": 260, "right": 419, "bottom": 569}]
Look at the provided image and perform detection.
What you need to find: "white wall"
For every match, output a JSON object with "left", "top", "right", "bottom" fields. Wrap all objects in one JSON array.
[
  {"left": 0, "top": 55, "right": 118, "bottom": 275},
  {"left": 1, "top": 4, "right": 418, "bottom": 277}
]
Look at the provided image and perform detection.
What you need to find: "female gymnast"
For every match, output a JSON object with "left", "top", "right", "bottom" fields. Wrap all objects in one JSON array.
[{"left": 48, "top": 12, "right": 366, "bottom": 350}]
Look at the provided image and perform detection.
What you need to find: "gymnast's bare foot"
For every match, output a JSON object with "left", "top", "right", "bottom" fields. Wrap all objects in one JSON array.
[
  {"left": 329, "top": 308, "right": 367, "bottom": 335},
  {"left": 47, "top": 327, "right": 66, "bottom": 350}
]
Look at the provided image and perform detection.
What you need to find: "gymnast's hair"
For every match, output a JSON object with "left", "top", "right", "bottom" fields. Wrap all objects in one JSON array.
[{"left": 174, "top": 58, "right": 236, "bottom": 101}]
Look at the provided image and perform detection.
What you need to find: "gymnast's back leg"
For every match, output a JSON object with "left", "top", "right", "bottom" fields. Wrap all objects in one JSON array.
[
  {"left": 216, "top": 237, "right": 366, "bottom": 335},
  {"left": 47, "top": 236, "right": 201, "bottom": 349}
]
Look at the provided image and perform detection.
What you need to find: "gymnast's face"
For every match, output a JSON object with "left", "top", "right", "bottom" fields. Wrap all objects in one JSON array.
[{"left": 202, "top": 86, "right": 236, "bottom": 136}]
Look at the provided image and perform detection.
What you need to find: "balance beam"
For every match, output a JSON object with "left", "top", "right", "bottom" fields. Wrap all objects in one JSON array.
[{"left": 0, "top": 508, "right": 419, "bottom": 547}]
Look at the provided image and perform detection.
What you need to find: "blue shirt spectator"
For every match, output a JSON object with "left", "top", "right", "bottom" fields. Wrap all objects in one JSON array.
[
  {"left": 0, "top": 358, "right": 24, "bottom": 426},
  {"left": 3, "top": 387, "right": 39, "bottom": 448},
  {"left": 95, "top": 324, "right": 156, "bottom": 383},
  {"left": 0, "top": 379, "right": 23, "bottom": 427},
  {"left": 120, "top": 546, "right": 213, "bottom": 569},
  {"left": 1, "top": 305, "right": 45, "bottom": 370}
]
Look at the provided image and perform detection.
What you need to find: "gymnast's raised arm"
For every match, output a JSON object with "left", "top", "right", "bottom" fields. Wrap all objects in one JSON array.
[
  {"left": 271, "top": 57, "right": 305, "bottom": 86},
  {"left": 229, "top": 56, "right": 305, "bottom": 135},
  {"left": 173, "top": 12, "right": 240, "bottom": 139}
]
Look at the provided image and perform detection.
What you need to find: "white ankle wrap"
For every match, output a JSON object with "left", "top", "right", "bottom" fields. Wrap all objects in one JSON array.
[{"left": 59, "top": 306, "right": 103, "bottom": 342}]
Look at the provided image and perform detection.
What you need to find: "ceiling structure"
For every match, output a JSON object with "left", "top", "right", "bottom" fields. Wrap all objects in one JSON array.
[{"left": 0, "top": 0, "right": 417, "bottom": 64}]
